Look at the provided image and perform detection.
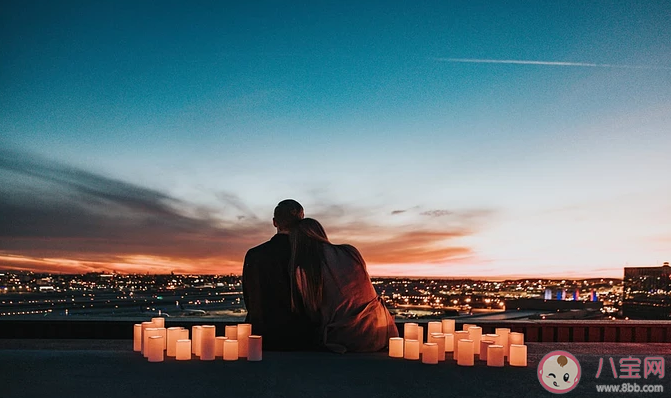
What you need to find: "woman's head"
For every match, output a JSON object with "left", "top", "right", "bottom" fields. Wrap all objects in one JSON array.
[
  {"left": 289, "top": 218, "right": 329, "bottom": 314},
  {"left": 290, "top": 218, "right": 329, "bottom": 243}
]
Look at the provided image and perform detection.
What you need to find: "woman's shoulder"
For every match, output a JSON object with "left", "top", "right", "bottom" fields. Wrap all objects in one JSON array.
[{"left": 331, "top": 244, "right": 365, "bottom": 263}]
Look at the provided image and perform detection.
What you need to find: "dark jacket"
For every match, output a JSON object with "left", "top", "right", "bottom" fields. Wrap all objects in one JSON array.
[{"left": 242, "top": 233, "right": 318, "bottom": 350}]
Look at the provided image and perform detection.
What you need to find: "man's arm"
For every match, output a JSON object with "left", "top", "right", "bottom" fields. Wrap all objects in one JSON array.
[{"left": 241, "top": 250, "right": 261, "bottom": 324}]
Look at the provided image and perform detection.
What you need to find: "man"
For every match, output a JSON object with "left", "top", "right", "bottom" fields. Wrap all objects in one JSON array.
[{"left": 242, "top": 199, "right": 317, "bottom": 350}]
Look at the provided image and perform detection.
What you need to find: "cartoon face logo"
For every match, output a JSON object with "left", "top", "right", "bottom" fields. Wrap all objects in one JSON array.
[{"left": 538, "top": 350, "right": 581, "bottom": 394}]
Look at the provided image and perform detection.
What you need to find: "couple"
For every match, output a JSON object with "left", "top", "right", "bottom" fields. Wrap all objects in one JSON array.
[{"left": 242, "top": 199, "right": 398, "bottom": 353}]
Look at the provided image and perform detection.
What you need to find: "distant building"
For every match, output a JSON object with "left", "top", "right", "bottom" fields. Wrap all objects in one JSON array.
[{"left": 623, "top": 262, "right": 671, "bottom": 319}]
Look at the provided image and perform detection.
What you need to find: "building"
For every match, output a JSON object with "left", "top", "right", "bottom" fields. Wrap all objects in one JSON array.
[{"left": 623, "top": 262, "right": 671, "bottom": 319}]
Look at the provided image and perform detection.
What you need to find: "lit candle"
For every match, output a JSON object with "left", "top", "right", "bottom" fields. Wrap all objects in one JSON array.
[
  {"left": 200, "top": 325, "right": 216, "bottom": 361},
  {"left": 495, "top": 328, "right": 510, "bottom": 357},
  {"left": 462, "top": 323, "right": 475, "bottom": 331},
  {"left": 422, "top": 343, "right": 438, "bottom": 364},
  {"left": 151, "top": 317, "right": 165, "bottom": 328},
  {"left": 237, "top": 323, "right": 252, "bottom": 357},
  {"left": 441, "top": 318, "right": 455, "bottom": 334},
  {"left": 133, "top": 324, "right": 142, "bottom": 352},
  {"left": 427, "top": 321, "right": 442, "bottom": 335},
  {"left": 509, "top": 344, "right": 527, "bottom": 366},
  {"left": 468, "top": 326, "right": 482, "bottom": 355},
  {"left": 248, "top": 335, "right": 262, "bottom": 361},
  {"left": 192, "top": 326, "right": 202, "bottom": 355},
  {"left": 166, "top": 327, "right": 183, "bottom": 357},
  {"left": 404, "top": 323, "right": 418, "bottom": 340},
  {"left": 223, "top": 339, "right": 239, "bottom": 361},
  {"left": 389, "top": 337, "right": 404, "bottom": 358},
  {"left": 509, "top": 332, "right": 524, "bottom": 347},
  {"left": 444, "top": 333, "right": 454, "bottom": 353},
  {"left": 453, "top": 330, "right": 469, "bottom": 359},
  {"left": 487, "top": 344, "right": 504, "bottom": 367},
  {"left": 418, "top": 326, "right": 424, "bottom": 353},
  {"left": 225, "top": 325, "right": 238, "bottom": 340},
  {"left": 176, "top": 339, "right": 191, "bottom": 360},
  {"left": 157, "top": 327, "right": 167, "bottom": 350},
  {"left": 143, "top": 328, "right": 159, "bottom": 358},
  {"left": 404, "top": 339, "right": 420, "bottom": 360},
  {"left": 484, "top": 333, "right": 501, "bottom": 348},
  {"left": 140, "top": 321, "right": 153, "bottom": 355},
  {"left": 178, "top": 328, "right": 189, "bottom": 341},
  {"left": 147, "top": 336, "right": 164, "bottom": 362},
  {"left": 428, "top": 333, "right": 446, "bottom": 361},
  {"left": 457, "top": 339, "right": 474, "bottom": 366},
  {"left": 215, "top": 336, "right": 228, "bottom": 357},
  {"left": 479, "top": 340, "right": 494, "bottom": 361}
]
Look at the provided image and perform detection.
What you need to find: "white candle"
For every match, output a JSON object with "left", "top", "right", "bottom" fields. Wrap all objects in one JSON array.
[
  {"left": 140, "top": 321, "right": 153, "bottom": 355},
  {"left": 453, "top": 330, "right": 469, "bottom": 359},
  {"left": 248, "top": 335, "right": 262, "bottom": 361},
  {"left": 457, "top": 339, "right": 474, "bottom": 366},
  {"left": 225, "top": 325, "right": 238, "bottom": 340},
  {"left": 404, "top": 323, "right": 418, "bottom": 340},
  {"left": 480, "top": 340, "right": 494, "bottom": 361},
  {"left": 192, "top": 326, "right": 202, "bottom": 355},
  {"left": 462, "top": 323, "right": 475, "bottom": 331},
  {"left": 157, "top": 327, "right": 167, "bottom": 350},
  {"left": 143, "top": 328, "right": 159, "bottom": 358},
  {"left": 485, "top": 333, "right": 501, "bottom": 348},
  {"left": 215, "top": 336, "right": 228, "bottom": 357},
  {"left": 427, "top": 321, "right": 442, "bottom": 335},
  {"left": 441, "top": 319, "right": 455, "bottom": 334},
  {"left": 237, "top": 323, "right": 252, "bottom": 357},
  {"left": 176, "top": 339, "right": 191, "bottom": 360},
  {"left": 509, "top": 332, "right": 524, "bottom": 346},
  {"left": 166, "top": 327, "right": 183, "bottom": 357},
  {"left": 404, "top": 339, "right": 420, "bottom": 360},
  {"left": 428, "top": 333, "right": 446, "bottom": 361},
  {"left": 495, "top": 328, "right": 510, "bottom": 357},
  {"left": 389, "top": 337, "right": 404, "bottom": 358},
  {"left": 444, "top": 333, "right": 454, "bottom": 353},
  {"left": 468, "top": 326, "right": 482, "bottom": 355},
  {"left": 151, "top": 317, "right": 165, "bottom": 328},
  {"left": 487, "top": 344, "right": 504, "bottom": 367},
  {"left": 200, "top": 325, "right": 216, "bottom": 361},
  {"left": 509, "top": 344, "right": 527, "bottom": 367},
  {"left": 418, "top": 326, "right": 424, "bottom": 353},
  {"left": 223, "top": 339, "right": 239, "bottom": 361},
  {"left": 133, "top": 324, "right": 142, "bottom": 352},
  {"left": 147, "top": 336, "right": 164, "bottom": 362},
  {"left": 422, "top": 343, "right": 438, "bottom": 364}
]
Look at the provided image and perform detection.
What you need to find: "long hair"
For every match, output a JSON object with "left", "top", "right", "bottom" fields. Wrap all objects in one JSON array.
[{"left": 289, "top": 218, "right": 329, "bottom": 314}]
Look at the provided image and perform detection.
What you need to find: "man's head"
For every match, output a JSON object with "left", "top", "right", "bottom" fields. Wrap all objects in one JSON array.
[{"left": 273, "top": 199, "right": 304, "bottom": 233}]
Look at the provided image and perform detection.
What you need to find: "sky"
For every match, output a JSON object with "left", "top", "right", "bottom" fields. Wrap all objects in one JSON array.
[{"left": 1, "top": 0, "right": 670, "bottom": 278}]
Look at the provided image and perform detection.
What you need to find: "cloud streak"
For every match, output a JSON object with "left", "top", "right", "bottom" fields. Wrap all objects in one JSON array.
[{"left": 434, "top": 58, "right": 671, "bottom": 71}]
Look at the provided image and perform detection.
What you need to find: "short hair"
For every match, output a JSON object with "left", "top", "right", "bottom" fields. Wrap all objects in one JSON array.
[{"left": 273, "top": 199, "right": 304, "bottom": 231}]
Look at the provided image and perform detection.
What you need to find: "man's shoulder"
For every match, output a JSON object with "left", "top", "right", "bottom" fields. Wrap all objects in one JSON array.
[{"left": 245, "top": 234, "right": 289, "bottom": 260}]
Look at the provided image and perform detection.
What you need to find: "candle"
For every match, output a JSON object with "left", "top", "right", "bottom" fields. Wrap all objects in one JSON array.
[
  {"left": 404, "top": 339, "right": 420, "bottom": 360},
  {"left": 418, "top": 326, "right": 424, "bottom": 353},
  {"left": 237, "top": 323, "right": 252, "bottom": 357},
  {"left": 509, "top": 332, "right": 524, "bottom": 346},
  {"left": 147, "top": 336, "right": 164, "bottom": 362},
  {"left": 133, "top": 324, "right": 142, "bottom": 352},
  {"left": 215, "top": 336, "right": 228, "bottom": 357},
  {"left": 192, "top": 326, "right": 202, "bottom": 355},
  {"left": 223, "top": 339, "right": 239, "bottom": 361},
  {"left": 457, "top": 339, "right": 474, "bottom": 366},
  {"left": 480, "top": 340, "right": 494, "bottom": 361},
  {"left": 441, "top": 319, "right": 455, "bottom": 334},
  {"left": 225, "top": 325, "right": 238, "bottom": 340},
  {"left": 176, "top": 339, "right": 191, "bottom": 360},
  {"left": 140, "top": 321, "right": 153, "bottom": 355},
  {"left": 468, "top": 326, "right": 482, "bottom": 355},
  {"left": 403, "top": 323, "right": 418, "bottom": 340},
  {"left": 166, "top": 327, "right": 183, "bottom": 357},
  {"left": 248, "top": 335, "right": 262, "bottom": 361},
  {"left": 487, "top": 344, "right": 504, "bottom": 367},
  {"left": 509, "top": 344, "right": 527, "bottom": 366},
  {"left": 178, "top": 328, "right": 189, "bottom": 341},
  {"left": 422, "top": 343, "right": 438, "bottom": 364},
  {"left": 462, "top": 323, "right": 475, "bottom": 331},
  {"left": 453, "top": 330, "right": 469, "bottom": 359},
  {"left": 428, "top": 333, "right": 446, "bottom": 361},
  {"left": 484, "top": 333, "right": 501, "bottom": 348},
  {"left": 389, "top": 337, "right": 404, "bottom": 358},
  {"left": 157, "top": 327, "right": 167, "bottom": 350},
  {"left": 444, "top": 333, "right": 454, "bottom": 353},
  {"left": 151, "top": 317, "right": 165, "bottom": 328},
  {"left": 143, "top": 328, "right": 159, "bottom": 358},
  {"left": 427, "top": 321, "right": 442, "bottom": 335},
  {"left": 200, "top": 325, "right": 216, "bottom": 361},
  {"left": 495, "top": 328, "right": 510, "bottom": 357}
]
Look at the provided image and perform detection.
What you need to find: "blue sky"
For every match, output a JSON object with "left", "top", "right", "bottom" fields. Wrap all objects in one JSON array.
[{"left": 1, "top": 1, "right": 670, "bottom": 277}]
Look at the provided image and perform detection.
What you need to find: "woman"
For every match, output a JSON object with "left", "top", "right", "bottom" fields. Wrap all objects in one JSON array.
[{"left": 289, "top": 218, "right": 399, "bottom": 353}]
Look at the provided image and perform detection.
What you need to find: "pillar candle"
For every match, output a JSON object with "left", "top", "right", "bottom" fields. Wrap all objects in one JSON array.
[
  {"left": 509, "top": 332, "right": 524, "bottom": 346},
  {"left": 389, "top": 337, "right": 404, "bottom": 358},
  {"left": 462, "top": 323, "right": 475, "bottom": 331},
  {"left": 237, "top": 323, "right": 252, "bottom": 357},
  {"left": 166, "top": 327, "right": 183, "bottom": 357},
  {"left": 178, "top": 328, "right": 189, "bottom": 341},
  {"left": 457, "top": 339, "right": 474, "bottom": 366},
  {"left": 225, "top": 325, "right": 237, "bottom": 340},
  {"left": 140, "top": 321, "right": 154, "bottom": 355},
  {"left": 192, "top": 326, "right": 202, "bottom": 355},
  {"left": 143, "top": 328, "right": 159, "bottom": 358},
  {"left": 444, "top": 333, "right": 454, "bottom": 353},
  {"left": 427, "top": 321, "right": 442, "bottom": 335},
  {"left": 487, "top": 344, "right": 504, "bottom": 367},
  {"left": 133, "top": 324, "right": 142, "bottom": 352},
  {"left": 441, "top": 319, "right": 455, "bottom": 334},
  {"left": 403, "top": 323, "right": 418, "bottom": 340},
  {"left": 495, "top": 328, "right": 510, "bottom": 357},
  {"left": 176, "top": 339, "right": 191, "bottom": 360},
  {"left": 151, "top": 317, "right": 165, "bottom": 328},
  {"left": 200, "top": 325, "right": 216, "bottom": 361},
  {"left": 157, "top": 327, "right": 167, "bottom": 350},
  {"left": 485, "top": 333, "right": 501, "bottom": 348},
  {"left": 248, "top": 335, "right": 262, "bottom": 361},
  {"left": 428, "top": 333, "right": 446, "bottom": 361},
  {"left": 223, "top": 339, "right": 239, "bottom": 361},
  {"left": 147, "top": 336, "right": 164, "bottom": 362},
  {"left": 509, "top": 344, "right": 527, "bottom": 366},
  {"left": 418, "top": 326, "right": 424, "bottom": 353},
  {"left": 422, "top": 343, "right": 438, "bottom": 364},
  {"left": 403, "top": 339, "right": 419, "bottom": 360},
  {"left": 215, "top": 336, "right": 228, "bottom": 358},
  {"left": 480, "top": 340, "right": 494, "bottom": 361},
  {"left": 468, "top": 326, "right": 482, "bottom": 355},
  {"left": 453, "top": 330, "right": 469, "bottom": 359}
]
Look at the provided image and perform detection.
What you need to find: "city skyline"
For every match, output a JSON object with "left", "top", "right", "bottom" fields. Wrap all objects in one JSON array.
[{"left": 2, "top": 1, "right": 670, "bottom": 278}]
